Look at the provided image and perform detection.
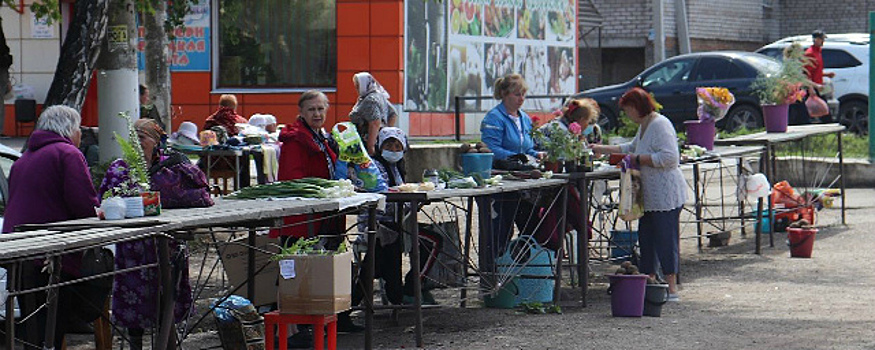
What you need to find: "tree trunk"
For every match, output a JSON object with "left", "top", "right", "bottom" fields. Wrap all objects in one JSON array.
[
  {"left": 96, "top": 0, "right": 139, "bottom": 163},
  {"left": 143, "top": 0, "right": 171, "bottom": 131},
  {"left": 43, "top": 0, "right": 109, "bottom": 110}
]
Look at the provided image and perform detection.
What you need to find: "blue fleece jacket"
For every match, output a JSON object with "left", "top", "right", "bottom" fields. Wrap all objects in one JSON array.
[{"left": 480, "top": 102, "right": 538, "bottom": 160}]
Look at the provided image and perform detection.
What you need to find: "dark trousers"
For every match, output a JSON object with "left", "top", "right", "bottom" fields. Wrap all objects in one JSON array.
[
  {"left": 476, "top": 193, "right": 536, "bottom": 285},
  {"left": 638, "top": 207, "right": 682, "bottom": 275}
]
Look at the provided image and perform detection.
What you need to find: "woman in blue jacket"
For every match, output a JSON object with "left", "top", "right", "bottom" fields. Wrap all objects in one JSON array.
[
  {"left": 480, "top": 74, "right": 544, "bottom": 161},
  {"left": 477, "top": 74, "right": 545, "bottom": 282}
]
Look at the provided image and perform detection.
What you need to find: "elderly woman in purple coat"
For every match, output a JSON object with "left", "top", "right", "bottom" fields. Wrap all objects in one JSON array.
[{"left": 2, "top": 105, "right": 101, "bottom": 349}]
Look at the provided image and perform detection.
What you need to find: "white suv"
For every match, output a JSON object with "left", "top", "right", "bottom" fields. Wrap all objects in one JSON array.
[{"left": 756, "top": 33, "right": 869, "bottom": 134}]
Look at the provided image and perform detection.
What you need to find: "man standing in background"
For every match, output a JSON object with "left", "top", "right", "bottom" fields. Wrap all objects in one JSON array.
[
  {"left": 0, "top": 18, "right": 13, "bottom": 137},
  {"left": 803, "top": 29, "right": 835, "bottom": 123}
]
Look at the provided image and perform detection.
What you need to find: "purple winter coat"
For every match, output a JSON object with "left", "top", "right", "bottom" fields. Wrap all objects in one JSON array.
[{"left": 2, "top": 130, "right": 99, "bottom": 232}]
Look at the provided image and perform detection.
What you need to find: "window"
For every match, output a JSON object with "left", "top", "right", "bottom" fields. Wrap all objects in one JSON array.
[
  {"left": 216, "top": 0, "right": 336, "bottom": 88},
  {"left": 755, "top": 48, "right": 783, "bottom": 61},
  {"left": 641, "top": 59, "right": 694, "bottom": 88},
  {"left": 822, "top": 49, "right": 862, "bottom": 69},
  {"left": 693, "top": 57, "right": 732, "bottom": 81}
]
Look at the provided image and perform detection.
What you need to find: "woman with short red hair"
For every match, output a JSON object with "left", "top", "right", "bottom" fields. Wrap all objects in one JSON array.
[{"left": 591, "top": 87, "right": 686, "bottom": 301}]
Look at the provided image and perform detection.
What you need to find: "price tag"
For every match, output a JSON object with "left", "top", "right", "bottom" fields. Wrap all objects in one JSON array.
[{"left": 279, "top": 259, "right": 296, "bottom": 279}]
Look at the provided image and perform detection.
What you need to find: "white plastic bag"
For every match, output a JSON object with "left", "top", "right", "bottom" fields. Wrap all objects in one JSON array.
[
  {"left": 619, "top": 161, "right": 644, "bottom": 222},
  {"left": 100, "top": 197, "right": 127, "bottom": 220}
]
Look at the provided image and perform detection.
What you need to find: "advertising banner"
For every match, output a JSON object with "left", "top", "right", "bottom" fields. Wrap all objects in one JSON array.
[
  {"left": 137, "top": 0, "right": 211, "bottom": 72},
  {"left": 405, "top": 0, "right": 577, "bottom": 112}
]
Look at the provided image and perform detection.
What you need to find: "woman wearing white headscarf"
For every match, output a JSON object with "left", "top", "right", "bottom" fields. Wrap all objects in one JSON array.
[{"left": 349, "top": 72, "right": 397, "bottom": 156}]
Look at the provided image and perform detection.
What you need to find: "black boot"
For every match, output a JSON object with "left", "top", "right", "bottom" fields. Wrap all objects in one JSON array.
[{"left": 337, "top": 312, "right": 364, "bottom": 333}]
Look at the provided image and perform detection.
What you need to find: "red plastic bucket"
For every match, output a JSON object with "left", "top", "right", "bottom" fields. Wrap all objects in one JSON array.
[
  {"left": 607, "top": 274, "right": 647, "bottom": 317},
  {"left": 684, "top": 119, "right": 716, "bottom": 150},
  {"left": 787, "top": 227, "right": 817, "bottom": 258},
  {"left": 762, "top": 104, "right": 789, "bottom": 133}
]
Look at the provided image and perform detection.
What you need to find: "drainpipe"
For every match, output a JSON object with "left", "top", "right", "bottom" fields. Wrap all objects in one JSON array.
[
  {"left": 652, "top": 0, "right": 665, "bottom": 62},
  {"left": 869, "top": 12, "right": 875, "bottom": 162},
  {"left": 675, "top": 0, "right": 691, "bottom": 54}
]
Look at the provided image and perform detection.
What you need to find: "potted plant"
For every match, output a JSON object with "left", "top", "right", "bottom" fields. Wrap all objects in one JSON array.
[
  {"left": 685, "top": 87, "right": 735, "bottom": 150},
  {"left": 750, "top": 42, "right": 811, "bottom": 133},
  {"left": 532, "top": 121, "right": 586, "bottom": 172},
  {"left": 99, "top": 113, "right": 158, "bottom": 217}
]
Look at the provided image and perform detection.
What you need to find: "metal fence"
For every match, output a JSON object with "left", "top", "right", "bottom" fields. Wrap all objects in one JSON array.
[{"left": 451, "top": 94, "right": 571, "bottom": 141}]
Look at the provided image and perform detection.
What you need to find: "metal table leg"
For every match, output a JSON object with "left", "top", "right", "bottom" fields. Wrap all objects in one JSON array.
[
  {"left": 578, "top": 178, "right": 589, "bottom": 307},
  {"left": 407, "top": 200, "right": 424, "bottom": 347},
  {"left": 364, "top": 206, "right": 376, "bottom": 350}
]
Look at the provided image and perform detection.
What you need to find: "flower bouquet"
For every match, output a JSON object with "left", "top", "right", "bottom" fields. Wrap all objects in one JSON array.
[{"left": 695, "top": 87, "right": 735, "bottom": 122}]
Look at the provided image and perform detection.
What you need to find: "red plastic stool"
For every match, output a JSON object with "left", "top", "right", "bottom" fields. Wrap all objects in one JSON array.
[{"left": 264, "top": 312, "right": 337, "bottom": 350}]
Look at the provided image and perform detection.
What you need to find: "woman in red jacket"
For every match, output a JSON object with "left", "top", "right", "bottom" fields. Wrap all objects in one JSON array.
[{"left": 272, "top": 90, "right": 340, "bottom": 239}]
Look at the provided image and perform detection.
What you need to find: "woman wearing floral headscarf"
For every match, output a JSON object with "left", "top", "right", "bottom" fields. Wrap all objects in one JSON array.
[
  {"left": 101, "top": 119, "right": 203, "bottom": 349},
  {"left": 349, "top": 72, "right": 397, "bottom": 156}
]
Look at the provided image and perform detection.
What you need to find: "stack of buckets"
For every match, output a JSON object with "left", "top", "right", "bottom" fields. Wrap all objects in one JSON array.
[
  {"left": 608, "top": 275, "right": 669, "bottom": 317},
  {"left": 484, "top": 236, "right": 555, "bottom": 308},
  {"left": 788, "top": 227, "right": 817, "bottom": 258}
]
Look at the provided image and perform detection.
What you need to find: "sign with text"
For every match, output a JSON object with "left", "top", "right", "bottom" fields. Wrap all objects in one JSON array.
[{"left": 136, "top": 0, "right": 210, "bottom": 72}]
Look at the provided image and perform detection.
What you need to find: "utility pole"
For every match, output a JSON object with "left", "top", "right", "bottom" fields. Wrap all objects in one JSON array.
[
  {"left": 652, "top": 0, "right": 665, "bottom": 62},
  {"left": 869, "top": 12, "right": 875, "bottom": 162},
  {"left": 96, "top": 0, "right": 139, "bottom": 163}
]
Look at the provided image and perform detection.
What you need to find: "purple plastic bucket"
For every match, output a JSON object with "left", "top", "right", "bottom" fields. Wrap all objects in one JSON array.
[
  {"left": 762, "top": 104, "right": 789, "bottom": 133},
  {"left": 684, "top": 120, "right": 716, "bottom": 150},
  {"left": 607, "top": 274, "right": 647, "bottom": 317}
]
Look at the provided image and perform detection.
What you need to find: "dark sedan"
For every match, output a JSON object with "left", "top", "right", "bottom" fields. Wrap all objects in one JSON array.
[{"left": 575, "top": 51, "right": 782, "bottom": 132}]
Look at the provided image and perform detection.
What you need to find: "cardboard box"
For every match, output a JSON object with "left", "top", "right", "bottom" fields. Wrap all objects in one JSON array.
[
  {"left": 218, "top": 234, "right": 281, "bottom": 307},
  {"left": 277, "top": 251, "right": 352, "bottom": 315}
]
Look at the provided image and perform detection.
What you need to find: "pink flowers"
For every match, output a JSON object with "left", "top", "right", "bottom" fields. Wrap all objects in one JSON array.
[{"left": 568, "top": 122, "right": 582, "bottom": 135}]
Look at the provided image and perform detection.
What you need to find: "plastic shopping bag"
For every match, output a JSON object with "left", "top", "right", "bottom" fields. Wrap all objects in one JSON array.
[
  {"left": 805, "top": 94, "right": 829, "bottom": 118},
  {"left": 619, "top": 156, "right": 644, "bottom": 221},
  {"left": 335, "top": 159, "right": 388, "bottom": 192},
  {"left": 331, "top": 122, "right": 371, "bottom": 164}
]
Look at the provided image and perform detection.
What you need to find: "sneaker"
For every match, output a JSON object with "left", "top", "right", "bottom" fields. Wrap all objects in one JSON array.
[{"left": 667, "top": 293, "right": 680, "bottom": 302}]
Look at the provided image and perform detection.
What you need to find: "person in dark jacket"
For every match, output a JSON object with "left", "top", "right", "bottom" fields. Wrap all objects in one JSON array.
[
  {"left": 204, "top": 94, "right": 248, "bottom": 135},
  {"left": 2, "top": 105, "right": 101, "bottom": 349}
]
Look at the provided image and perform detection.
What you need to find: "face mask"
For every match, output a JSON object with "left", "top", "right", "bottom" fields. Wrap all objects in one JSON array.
[
  {"left": 583, "top": 125, "right": 595, "bottom": 136},
  {"left": 382, "top": 150, "right": 404, "bottom": 163}
]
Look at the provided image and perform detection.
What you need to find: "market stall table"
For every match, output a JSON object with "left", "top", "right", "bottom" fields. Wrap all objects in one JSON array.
[
  {"left": 715, "top": 124, "right": 847, "bottom": 241},
  {"left": 381, "top": 178, "right": 568, "bottom": 347},
  {"left": 680, "top": 145, "right": 768, "bottom": 253},
  {"left": 9, "top": 194, "right": 383, "bottom": 349}
]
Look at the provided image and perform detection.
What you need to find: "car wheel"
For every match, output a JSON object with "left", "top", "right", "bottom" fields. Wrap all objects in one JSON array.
[
  {"left": 597, "top": 108, "right": 619, "bottom": 132},
  {"left": 723, "top": 104, "right": 762, "bottom": 132},
  {"left": 838, "top": 100, "right": 868, "bottom": 135}
]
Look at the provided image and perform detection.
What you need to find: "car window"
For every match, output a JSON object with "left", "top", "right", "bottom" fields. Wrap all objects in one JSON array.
[
  {"left": 757, "top": 48, "right": 783, "bottom": 61},
  {"left": 641, "top": 59, "right": 694, "bottom": 88},
  {"left": 822, "top": 49, "right": 862, "bottom": 69},
  {"left": 740, "top": 54, "right": 781, "bottom": 74},
  {"left": 693, "top": 57, "right": 734, "bottom": 81}
]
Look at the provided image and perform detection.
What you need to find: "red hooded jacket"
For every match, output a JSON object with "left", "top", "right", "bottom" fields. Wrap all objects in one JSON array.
[{"left": 271, "top": 118, "right": 339, "bottom": 238}]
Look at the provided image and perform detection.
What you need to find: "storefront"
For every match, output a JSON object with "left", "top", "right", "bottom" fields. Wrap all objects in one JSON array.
[{"left": 2, "top": 0, "right": 576, "bottom": 137}]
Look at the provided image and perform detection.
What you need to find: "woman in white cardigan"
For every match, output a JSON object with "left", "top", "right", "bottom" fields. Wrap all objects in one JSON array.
[{"left": 591, "top": 87, "right": 687, "bottom": 301}]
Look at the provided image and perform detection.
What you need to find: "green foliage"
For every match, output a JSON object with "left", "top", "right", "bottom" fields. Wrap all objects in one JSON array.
[
  {"left": 516, "top": 302, "right": 562, "bottom": 315},
  {"left": 270, "top": 237, "right": 348, "bottom": 261},
  {"left": 115, "top": 112, "right": 150, "bottom": 188},
  {"left": 532, "top": 122, "right": 585, "bottom": 162},
  {"left": 751, "top": 42, "right": 812, "bottom": 105}
]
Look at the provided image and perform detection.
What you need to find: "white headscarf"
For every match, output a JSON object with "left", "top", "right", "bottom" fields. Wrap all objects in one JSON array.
[
  {"left": 353, "top": 72, "right": 391, "bottom": 100},
  {"left": 377, "top": 127, "right": 407, "bottom": 151}
]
